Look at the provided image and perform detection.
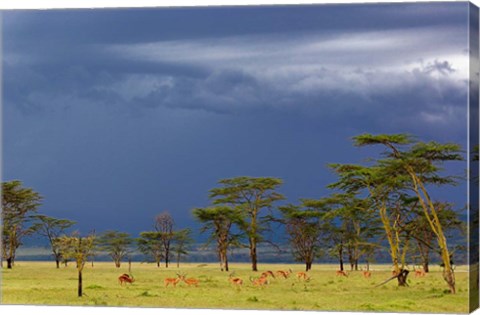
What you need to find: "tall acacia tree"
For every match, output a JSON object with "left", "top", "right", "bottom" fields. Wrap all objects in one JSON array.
[
  {"left": 193, "top": 206, "right": 242, "bottom": 271},
  {"left": 353, "top": 133, "right": 462, "bottom": 294},
  {"left": 1, "top": 181, "right": 42, "bottom": 269},
  {"left": 209, "top": 177, "right": 284, "bottom": 271},
  {"left": 31, "top": 215, "right": 76, "bottom": 268}
]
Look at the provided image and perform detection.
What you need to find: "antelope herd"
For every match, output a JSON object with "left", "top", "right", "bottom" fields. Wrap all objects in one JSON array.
[{"left": 116, "top": 266, "right": 429, "bottom": 289}]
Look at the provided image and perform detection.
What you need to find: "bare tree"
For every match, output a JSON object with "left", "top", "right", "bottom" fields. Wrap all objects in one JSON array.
[{"left": 154, "top": 212, "right": 175, "bottom": 268}]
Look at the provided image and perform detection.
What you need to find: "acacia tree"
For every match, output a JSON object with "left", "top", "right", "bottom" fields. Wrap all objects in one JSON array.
[
  {"left": 404, "top": 202, "right": 463, "bottom": 273},
  {"left": 31, "top": 215, "right": 76, "bottom": 268},
  {"left": 155, "top": 212, "right": 175, "bottom": 268},
  {"left": 193, "top": 206, "right": 242, "bottom": 271},
  {"left": 98, "top": 230, "right": 132, "bottom": 268},
  {"left": 56, "top": 232, "right": 95, "bottom": 297},
  {"left": 210, "top": 177, "right": 284, "bottom": 271},
  {"left": 137, "top": 231, "right": 164, "bottom": 267},
  {"left": 329, "top": 163, "right": 413, "bottom": 285},
  {"left": 279, "top": 203, "right": 324, "bottom": 271},
  {"left": 172, "top": 228, "right": 193, "bottom": 268},
  {"left": 1, "top": 181, "right": 42, "bottom": 269},
  {"left": 353, "top": 134, "right": 462, "bottom": 294},
  {"left": 317, "top": 193, "right": 380, "bottom": 271}
]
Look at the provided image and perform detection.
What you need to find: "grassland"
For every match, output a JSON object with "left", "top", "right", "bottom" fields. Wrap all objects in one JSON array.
[{"left": 0, "top": 261, "right": 470, "bottom": 313}]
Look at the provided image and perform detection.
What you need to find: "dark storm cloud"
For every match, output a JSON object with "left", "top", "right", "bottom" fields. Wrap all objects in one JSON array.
[{"left": 1, "top": 2, "right": 471, "bottom": 234}]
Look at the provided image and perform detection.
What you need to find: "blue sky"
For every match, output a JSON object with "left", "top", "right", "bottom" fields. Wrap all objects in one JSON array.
[{"left": 1, "top": 2, "right": 472, "bottom": 236}]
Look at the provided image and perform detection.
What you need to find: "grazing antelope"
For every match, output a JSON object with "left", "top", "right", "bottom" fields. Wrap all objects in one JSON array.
[
  {"left": 181, "top": 274, "right": 200, "bottom": 287},
  {"left": 362, "top": 270, "right": 371, "bottom": 278},
  {"left": 164, "top": 274, "right": 182, "bottom": 287},
  {"left": 118, "top": 273, "right": 135, "bottom": 285},
  {"left": 261, "top": 270, "right": 275, "bottom": 279},
  {"left": 414, "top": 267, "right": 426, "bottom": 277},
  {"left": 250, "top": 275, "right": 269, "bottom": 287},
  {"left": 336, "top": 270, "right": 349, "bottom": 277},
  {"left": 229, "top": 273, "right": 243, "bottom": 287},
  {"left": 296, "top": 271, "right": 310, "bottom": 281},
  {"left": 275, "top": 269, "right": 292, "bottom": 279}
]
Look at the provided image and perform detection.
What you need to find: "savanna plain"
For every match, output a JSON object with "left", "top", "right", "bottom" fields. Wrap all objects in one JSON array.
[{"left": 0, "top": 261, "right": 470, "bottom": 313}]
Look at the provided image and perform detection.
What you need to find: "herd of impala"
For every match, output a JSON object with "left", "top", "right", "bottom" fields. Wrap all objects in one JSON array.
[{"left": 117, "top": 266, "right": 427, "bottom": 288}]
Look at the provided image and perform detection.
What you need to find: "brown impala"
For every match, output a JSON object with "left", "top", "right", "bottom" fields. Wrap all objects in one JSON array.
[
  {"left": 164, "top": 274, "right": 183, "bottom": 287},
  {"left": 335, "top": 270, "right": 348, "bottom": 277},
  {"left": 275, "top": 269, "right": 292, "bottom": 279},
  {"left": 181, "top": 274, "right": 200, "bottom": 287},
  {"left": 362, "top": 270, "right": 372, "bottom": 278},
  {"left": 261, "top": 270, "right": 275, "bottom": 279},
  {"left": 228, "top": 273, "right": 243, "bottom": 287},
  {"left": 118, "top": 273, "right": 135, "bottom": 285},
  {"left": 296, "top": 271, "right": 310, "bottom": 281},
  {"left": 414, "top": 268, "right": 426, "bottom": 277},
  {"left": 250, "top": 275, "right": 269, "bottom": 287}
]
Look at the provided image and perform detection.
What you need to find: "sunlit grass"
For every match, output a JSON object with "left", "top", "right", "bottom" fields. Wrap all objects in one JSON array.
[{"left": 0, "top": 261, "right": 470, "bottom": 313}]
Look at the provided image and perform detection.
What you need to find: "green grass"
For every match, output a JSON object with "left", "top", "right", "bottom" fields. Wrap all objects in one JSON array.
[{"left": 0, "top": 261, "right": 470, "bottom": 313}]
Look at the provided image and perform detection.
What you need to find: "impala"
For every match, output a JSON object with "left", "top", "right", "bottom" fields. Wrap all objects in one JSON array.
[
  {"left": 181, "top": 274, "right": 200, "bottom": 287},
  {"left": 336, "top": 270, "right": 348, "bottom": 277},
  {"left": 296, "top": 271, "right": 310, "bottom": 281},
  {"left": 362, "top": 271, "right": 371, "bottom": 278},
  {"left": 261, "top": 270, "right": 275, "bottom": 279},
  {"left": 118, "top": 273, "right": 135, "bottom": 285},
  {"left": 164, "top": 274, "right": 182, "bottom": 287},
  {"left": 250, "top": 275, "right": 269, "bottom": 287},
  {"left": 229, "top": 273, "right": 243, "bottom": 287},
  {"left": 275, "top": 269, "right": 292, "bottom": 279},
  {"left": 414, "top": 268, "right": 426, "bottom": 277}
]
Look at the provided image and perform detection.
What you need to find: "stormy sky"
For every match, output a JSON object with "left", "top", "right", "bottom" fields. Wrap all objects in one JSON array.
[{"left": 1, "top": 2, "right": 472, "bottom": 237}]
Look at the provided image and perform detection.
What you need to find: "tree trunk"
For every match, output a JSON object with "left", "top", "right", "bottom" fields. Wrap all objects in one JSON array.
[
  {"left": 444, "top": 269, "right": 456, "bottom": 294},
  {"left": 250, "top": 239, "right": 258, "bottom": 271},
  {"left": 225, "top": 255, "right": 229, "bottom": 272},
  {"left": 339, "top": 246, "right": 344, "bottom": 271},
  {"left": 306, "top": 261, "right": 312, "bottom": 271},
  {"left": 56, "top": 259, "right": 60, "bottom": 269},
  {"left": 115, "top": 260, "right": 121, "bottom": 268},
  {"left": 354, "top": 259, "right": 358, "bottom": 271},
  {"left": 165, "top": 251, "right": 169, "bottom": 268},
  {"left": 397, "top": 269, "right": 409, "bottom": 287},
  {"left": 7, "top": 258, "right": 13, "bottom": 269},
  {"left": 78, "top": 270, "right": 83, "bottom": 297},
  {"left": 157, "top": 261, "right": 160, "bottom": 268},
  {"left": 423, "top": 260, "right": 429, "bottom": 273}
]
